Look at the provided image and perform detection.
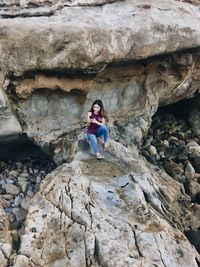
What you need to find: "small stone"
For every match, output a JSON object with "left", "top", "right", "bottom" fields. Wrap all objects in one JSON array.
[
  {"left": 14, "top": 195, "right": 23, "bottom": 207},
  {"left": 156, "top": 154, "right": 160, "bottom": 160},
  {"left": 18, "top": 177, "right": 27, "bottom": 183},
  {"left": 163, "top": 140, "right": 169, "bottom": 147},
  {"left": 6, "top": 178, "right": 15, "bottom": 184},
  {"left": 159, "top": 151, "right": 166, "bottom": 158},
  {"left": 21, "top": 196, "right": 31, "bottom": 210},
  {"left": 20, "top": 182, "right": 29, "bottom": 192},
  {"left": 185, "top": 162, "right": 195, "bottom": 179},
  {"left": 36, "top": 175, "right": 41, "bottom": 184},
  {"left": 2, "top": 194, "right": 14, "bottom": 200},
  {"left": 20, "top": 172, "right": 29, "bottom": 178},
  {"left": 17, "top": 177, "right": 29, "bottom": 192},
  {"left": 4, "top": 207, "right": 13, "bottom": 214},
  {"left": 2, "top": 184, "right": 21, "bottom": 195},
  {"left": 9, "top": 170, "right": 18, "bottom": 177},
  {"left": 148, "top": 145, "right": 157, "bottom": 156},
  {"left": 12, "top": 208, "right": 27, "bottom": 221},
  {"left": 168, "top": 136, "right": 178, "bottom": 142}
]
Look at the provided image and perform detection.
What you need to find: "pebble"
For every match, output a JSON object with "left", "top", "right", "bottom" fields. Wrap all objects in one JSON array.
[
  {"left": 2, "top": 184, "right": 21, "bottom": 195},
  {"left": 12, "top": 208, "right": 27, "bottom": 221},
  {"left": 20, "top": 172, "right": 29, "bottom": 178},
  {"left": 36, "top": 175, "right": 41, "bottom": 184},
  {"left": 6, "top": 179, "right": 15, "bottom": 184},
  {"left": 185, "top": 162, "right": 196, "bottom": 179},
  {"left": 14, "top": 195, "right": 23, "bottom": 207},
  {"left": 0, "top": 158, "right": 55, "bottom": 239},
  {"left": 163, "top": 140, "right": 169, "bottom": 147},
  {"left": 2, "top": 194, "right": 14, "bottom": 200},
  {"left": 148, "top": 145, "right": 157, "bottom": 156},
  {"left": 21, "top": 196, "right": 31, "bottom": 210},
  {"left": 9, "top": 170, "right": 18, "bottom": 177}
]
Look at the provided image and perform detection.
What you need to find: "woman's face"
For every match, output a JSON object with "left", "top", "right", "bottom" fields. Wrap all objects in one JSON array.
[{"left": 93, "top": 104, "right": 101, "bottom": 114}]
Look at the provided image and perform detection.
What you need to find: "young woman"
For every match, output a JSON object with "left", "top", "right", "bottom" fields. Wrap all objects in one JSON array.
[{"left": 87, "top": 100, "right": 109, "bottom": 159}]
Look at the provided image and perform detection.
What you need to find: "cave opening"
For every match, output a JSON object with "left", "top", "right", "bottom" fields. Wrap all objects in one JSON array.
[
  {"left": 157, "top": 97, "right": 194, "bottom": 122},
  {"left": 0, "top": 133, "right": 56, "bottom": 253},
  {"left": 0, "top": 133, "right": 52, "bottom": 162}
]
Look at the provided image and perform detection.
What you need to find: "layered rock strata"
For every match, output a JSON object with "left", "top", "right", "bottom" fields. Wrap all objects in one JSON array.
[
  {"left": 11, "top": 142, "right": 200, "bottom": 267},
  {"left": 0, "top": 0, "right": 200, "bottom": 266},
  {"left": 0, "top": 0, "right": 200, "bottom": 162}
]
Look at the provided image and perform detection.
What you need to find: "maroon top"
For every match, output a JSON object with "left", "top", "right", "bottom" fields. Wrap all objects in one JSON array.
[{"left": 87, "top": 112, "right": 103, "bottom": 135}]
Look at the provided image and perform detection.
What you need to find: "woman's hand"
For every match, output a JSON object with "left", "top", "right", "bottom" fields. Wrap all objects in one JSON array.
[{"left": 90, "top": 118, "right": 98, "bottom": 124}]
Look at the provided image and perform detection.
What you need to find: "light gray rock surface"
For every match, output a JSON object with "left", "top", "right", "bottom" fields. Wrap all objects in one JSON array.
[
  {"left": 0, "top": 201, "right": 13, "bottom": 267},
  {"left": 0, "top": 0, "right": 200, "bottom": 266},
  {"left": 0, "top": 0, "right": 200, "bottom": 76},
  {"left": 12, "top": 141, "right": 200, "bottom": 267},
  {"left": 0, "top": 0, "right": 200, "bottom": 163},
  {"left": 0, "top": 87, "right": 22, "bottom": 140}
]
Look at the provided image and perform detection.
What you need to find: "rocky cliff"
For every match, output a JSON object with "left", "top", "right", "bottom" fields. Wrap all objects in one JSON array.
[{"left": 1, "top": 0, "right": 200, "bottom": 266}]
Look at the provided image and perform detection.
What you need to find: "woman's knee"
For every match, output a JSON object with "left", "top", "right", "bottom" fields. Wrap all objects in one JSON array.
[{"left": 99, "top": 125, "right": 108, "bottom": 132}]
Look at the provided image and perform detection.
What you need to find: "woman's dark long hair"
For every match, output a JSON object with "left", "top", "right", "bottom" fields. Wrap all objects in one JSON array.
[{"left": 89, "top": 99, "right": 108, "bottom": 121}]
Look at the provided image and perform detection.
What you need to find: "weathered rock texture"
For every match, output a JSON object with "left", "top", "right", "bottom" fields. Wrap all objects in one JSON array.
[
  {"left": 1, "top": 0, "right": 200, "bottom": 266},
  {"left": 0, "top": 0, "right": 200, "bottom": 76},
  {"left": 0, "top": 0, "right": 200, "bottom": 162},
  {"left": 0, "top": 201, "right": 12, "bottom": 267},
  {"left": 0, "top": 86, "right": 22, "bottom": 141},
  {"left": 12, "top": 142, "right": 200, "bottom": 267}
]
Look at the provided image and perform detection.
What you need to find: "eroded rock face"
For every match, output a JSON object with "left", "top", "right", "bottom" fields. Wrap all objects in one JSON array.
[
  {"left": 0, "top": 0, "right": 200, "bottom": 163},
  {"left": 9, "top": 50, "right": 200, "bottom": 163},
  {"left": 0, "top": 0, "right": 200, "bottom": 76},
  {"left": 0, "top": 201, "right": 13, "bottom": 267},
  {"left": 0, "top": 85, "right": 22, "bottom": 141},
  {"left": 12, "top": 141, "right": 200, "bottom": 267},
  {"left": 1, "top": 0, "right": 200, "bottom": 265}
]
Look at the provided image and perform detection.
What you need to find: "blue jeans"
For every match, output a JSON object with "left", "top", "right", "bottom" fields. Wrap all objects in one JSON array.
[{"left": 87, "top": 125, "right": 109, "bottom": 154}]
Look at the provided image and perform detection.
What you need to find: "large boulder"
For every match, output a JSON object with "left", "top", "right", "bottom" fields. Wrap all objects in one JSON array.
[
  {"left": 0, "top": 0, "right": 200, "bottom": 76},
  {"left": 12, "top": 141, "right": 200, "bottom": 267}
]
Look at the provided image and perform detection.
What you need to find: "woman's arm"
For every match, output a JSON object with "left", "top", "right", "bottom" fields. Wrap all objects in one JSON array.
[
  {"left": 91, "top": 116, "right": 106, "bottom": 126},
  {"left": 87, "top": 112, "right": 92, "bottom": 124}
]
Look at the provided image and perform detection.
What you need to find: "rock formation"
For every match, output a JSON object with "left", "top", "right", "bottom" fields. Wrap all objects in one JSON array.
[{"left": 1, "top": 0, "right": 200, "bottom": 266}]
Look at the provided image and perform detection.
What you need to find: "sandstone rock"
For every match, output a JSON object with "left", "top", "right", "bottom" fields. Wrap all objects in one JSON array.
[
  {"left": 0, "top": 200, "right": 13, "bottom": 266},
  {"left": 1, "top": 1, "right": 200, "bottom": 76},
  {"left": 0, "top": 88, "right": 22, "bottom": 140},
  {"left": 13, "top": 142, "right": 200, "bottom": 267}
]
